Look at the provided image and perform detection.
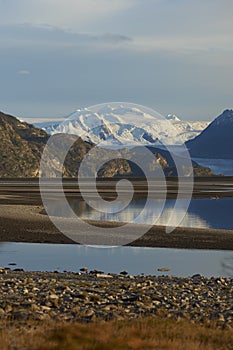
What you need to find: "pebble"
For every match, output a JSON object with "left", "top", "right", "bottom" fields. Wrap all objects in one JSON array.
[
  {"left": 80, "top": 267, "right": 88, "bottom": 273},
  {"left": 96, "top": 273, "right": 113, "bottom": 278},
  {"left": 0, "top": 268, "right": 231, "bottom": 327},
  {"left": 157, "top": 268, "right": 170, "bottom": 272},
  {"left": 120, "top": 271, "right": 128, "bottom": 276}
]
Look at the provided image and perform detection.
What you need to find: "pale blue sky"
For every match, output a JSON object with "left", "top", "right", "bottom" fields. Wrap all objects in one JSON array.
[{"left": 0, "top": 0, "right": 232, "bottom": 121}]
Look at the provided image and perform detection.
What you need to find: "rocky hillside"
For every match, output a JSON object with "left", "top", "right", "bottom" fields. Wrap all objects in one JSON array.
[
  {"left": 0, "top": 111, "right": 213, "bottom": 178},
  {"left": 0, "top": 111, "right": 48, "bottom": 177}
]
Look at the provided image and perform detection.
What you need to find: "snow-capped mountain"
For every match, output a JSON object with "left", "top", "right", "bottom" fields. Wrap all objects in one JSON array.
[
  {"left": 168, "top": 117, "right": 209, "bottom": 143},
  {"left": 34, "top": 105, "right": 209, "bottom": 147},
  {"left": 186, "top": 109, "right": 233, "bottom": 159}
]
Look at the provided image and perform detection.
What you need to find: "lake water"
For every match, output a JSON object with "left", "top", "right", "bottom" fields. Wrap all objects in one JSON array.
[
  {"left": 193, "top": 158, "right": 233, "bottom": 176},
  {"left": 55, "top": 197, "right": 233, "bottom": 230},
  {"left": 0, "top": 243, "right": 232, "bottom": 278},
  {"left": 1, "top": 181, "right": 232, "bottom": 278}
]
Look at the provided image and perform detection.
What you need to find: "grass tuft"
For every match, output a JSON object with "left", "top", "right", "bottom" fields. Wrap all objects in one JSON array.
[{"left": 0, "top": 317, "right": 232, "bottom": 350}]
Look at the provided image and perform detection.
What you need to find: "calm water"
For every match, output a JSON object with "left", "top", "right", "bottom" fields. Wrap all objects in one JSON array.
[
  {"left": 1, "top": 185, "right": 233, "bottom": 278},
  {"left": 0, "top": 243, "right": 232, "bottom": 277},
  {"left": 54, "top": 197, "right": 233, "bottom": 230},
  {"left": 193, "top": 158, "right": 233, "bottom": 176}
]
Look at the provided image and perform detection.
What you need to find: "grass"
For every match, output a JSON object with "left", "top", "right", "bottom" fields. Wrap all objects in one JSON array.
[{"left": 0, "top": 318, "right": 232, "bottom": 350}]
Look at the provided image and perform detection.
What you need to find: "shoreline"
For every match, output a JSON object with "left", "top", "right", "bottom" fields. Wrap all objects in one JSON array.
[
  {"left": 0, "top": 178, "right": 233, "bottom": 250},
  {"left": 0, "top": 204, "right": 233, "bottom": 250}
]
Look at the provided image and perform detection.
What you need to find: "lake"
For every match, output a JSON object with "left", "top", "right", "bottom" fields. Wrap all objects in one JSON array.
[
  {"left": 0, "top": 243, "right": 232, "bottom": 278},
  {"left": 0, "top": 181, "right": 232, "bottom": 278},
  {"left": 193, "top": 158, "right": 233, "bottom": 176},
  {"left": 53, "top": 197, "right": 233, "bottom": 230}
]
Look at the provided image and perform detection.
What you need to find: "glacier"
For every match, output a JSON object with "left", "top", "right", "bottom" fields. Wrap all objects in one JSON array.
[{"left": 34, "top": 105, "right": 209, "bottom": 147}]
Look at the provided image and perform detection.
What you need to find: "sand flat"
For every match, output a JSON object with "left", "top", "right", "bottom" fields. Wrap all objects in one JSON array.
[{"left": 0, "top": 203, "right": 233, "bottom": 249}]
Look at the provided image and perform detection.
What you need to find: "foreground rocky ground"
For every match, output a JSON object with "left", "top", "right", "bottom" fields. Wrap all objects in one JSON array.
[{"left": 0, "top": 268, "right": 232, "bottom": 328}]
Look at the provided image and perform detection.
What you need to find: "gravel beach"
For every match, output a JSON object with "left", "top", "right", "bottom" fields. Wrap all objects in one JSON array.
[{"left": 0, "top": 268, "right": 232, "bottom": 328}]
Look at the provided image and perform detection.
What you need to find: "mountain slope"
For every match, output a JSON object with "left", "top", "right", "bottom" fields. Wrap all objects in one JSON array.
[
  {"left": 0, "top": 111, "right": 92, "bottom": 177},
  {"left": 186, "top": 109, "right": 233, "bottom": 159},
  {"left": 0, "top": 111, "right": 48, "bottom": 177}
]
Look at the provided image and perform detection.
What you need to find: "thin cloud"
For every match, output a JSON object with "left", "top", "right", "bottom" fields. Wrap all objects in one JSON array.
[
  {"left": 18, "top": 70, "right": 30, "bottom": 75},
  {"left": 0, "top": 24, "right": 132, "bottom": 50}
]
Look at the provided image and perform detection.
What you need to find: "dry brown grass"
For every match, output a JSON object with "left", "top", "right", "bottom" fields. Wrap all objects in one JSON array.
[{"left": 0, "top": 318, "right": 232, "bottom": 350}]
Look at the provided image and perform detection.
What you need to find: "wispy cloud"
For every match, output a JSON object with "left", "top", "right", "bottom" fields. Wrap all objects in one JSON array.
[
  {"left": 1, "top": 1, "right": 233, "bottom": 55},
  {"left": 4, "top": 22, "right": 233, "bottom": 57},
  {"left": 0, "top": 24, "right": 132, "bottom": 50},
  {"left": 18, "top": 70, "right": 30, "bottom": 75}
]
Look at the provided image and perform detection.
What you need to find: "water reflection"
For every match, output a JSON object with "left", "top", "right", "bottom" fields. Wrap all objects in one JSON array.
[
  {"left": 48, "top": 197, "right": 233, "bottom": 230},
  {"left": 193, "top": 158, "right": 233, "bottom": 176}
]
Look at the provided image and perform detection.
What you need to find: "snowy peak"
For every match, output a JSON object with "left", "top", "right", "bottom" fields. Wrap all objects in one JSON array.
[
  {"left": 165, "top": 114, "right": 181, "bottom": 122},
  {"left": 33, "top": 105, "right": 209, "bottom": 147}
]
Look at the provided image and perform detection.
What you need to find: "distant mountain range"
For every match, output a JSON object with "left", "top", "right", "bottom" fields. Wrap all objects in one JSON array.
[
  {"left": 0, "top": 111, "right": 213, "bottom": 178},
  {"left": 34, "top": 106, "right": 233, "bottom": 161},
  {"left": 34, "top": 107, "right": 209, "bottom": 146},
  {"left": 186, "top": 109, "right": 233, "bottom": 159}
]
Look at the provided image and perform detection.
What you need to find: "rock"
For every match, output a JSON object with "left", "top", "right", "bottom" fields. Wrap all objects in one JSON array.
[
  {"left": 72, "top": 306, "right": 80, "bottom": 313},
  {"left": 5, "top": 305, "right": 12, "bottom": 313},
  {"left": 89, "top": 270, "right": 104, "bottom": 275},
  {"left": 0, "top": 269, "right": 231, "bottom": 327},
  {"left": 120, "top": 271, "right": 128, "bottom": 276},
  {"left": 157, "top": 268, "right": 170, "bottom": 272},
  {"left": 30, "top": 304, "right": 40, "bottom": 312},
  {"left": 41, "top": 306, "right": 51, "bottom": 311},
  {"left": 80, "top": 309, "right": 95, "bottom": 318},
  {"left": 49, "top": 293, "right": 59, "bottom": 300},
  {"left": 96, "top": 274, "right": 113, "bottom": 278},
  {"left": 191, "top": 274, "right": 202, "bottom": 279},
  {"left": 218, "top": 314, "right": 225, "bottom": 322},
  {"left": 80, "top": 267, "right": 88, "bottom": 273}
]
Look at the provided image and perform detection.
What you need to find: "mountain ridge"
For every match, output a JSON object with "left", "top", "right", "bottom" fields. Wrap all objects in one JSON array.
[
  {"left": 33, "top": 107, "right": 209, "bottom": 146},
  {"left": 0, "top": 111, "right": 214, "bottom": 178},
  {"left": 186, "top": 109, "right": 233, "bottom": 160}
]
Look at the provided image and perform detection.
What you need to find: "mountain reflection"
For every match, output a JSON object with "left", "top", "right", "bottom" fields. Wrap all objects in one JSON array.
[{"left": 50, "top": 198, "right": 211, "bottom": 229}]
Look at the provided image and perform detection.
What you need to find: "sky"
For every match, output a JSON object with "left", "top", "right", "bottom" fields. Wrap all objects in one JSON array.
[{"left": 0, "top": 0, "right": 233, "bottom": 121}]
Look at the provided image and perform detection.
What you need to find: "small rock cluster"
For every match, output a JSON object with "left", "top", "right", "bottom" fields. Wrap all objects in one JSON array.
[{"left": 0, "top": 267, "right": 232, "bottom": 327}]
